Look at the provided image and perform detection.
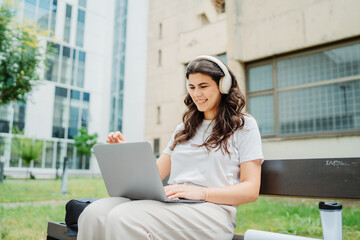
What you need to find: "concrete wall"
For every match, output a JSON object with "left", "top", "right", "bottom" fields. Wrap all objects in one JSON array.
[
  {"left": 229, "top": 0, "right": 360, "bottom": 61},
  {"left": 146, "top": 0, "right": 228, "bottom": 152},
  {"left": 227, "top": 0, "right": 360, "bottom": 159}
]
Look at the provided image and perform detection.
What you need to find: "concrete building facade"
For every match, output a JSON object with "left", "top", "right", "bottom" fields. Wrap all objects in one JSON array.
[
  {"left": 145, "top": 0, "right": 360, "bottom": 159},
  {"left": 146, "top": 0, "right": 228, "bottom": 155}
]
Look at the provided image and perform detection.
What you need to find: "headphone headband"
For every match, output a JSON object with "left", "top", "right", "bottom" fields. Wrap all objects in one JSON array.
[{"left": 187, "top": 55, "right": 231, "bottom": 94}]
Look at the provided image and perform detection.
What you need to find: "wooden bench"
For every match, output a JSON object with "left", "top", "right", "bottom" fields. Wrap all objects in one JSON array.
[{"left": 47, "top": 157, "right": 360, "bottom": 240}]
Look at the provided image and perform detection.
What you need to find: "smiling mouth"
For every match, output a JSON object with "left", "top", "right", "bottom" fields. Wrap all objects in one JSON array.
[{"left": 196, "top": 99, "right": 207, "bottom": 104}]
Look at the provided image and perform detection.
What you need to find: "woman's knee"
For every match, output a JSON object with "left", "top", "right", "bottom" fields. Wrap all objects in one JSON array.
[{"left": 79, "top": 197, "right": 130, "bottom": 226}]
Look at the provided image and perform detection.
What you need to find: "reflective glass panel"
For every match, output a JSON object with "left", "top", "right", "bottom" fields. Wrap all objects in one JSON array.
[
  {"left": 56, "top": 142, "right": 67, "bottom": 168},
  {"left": 278, "top": 79, "right": 360, "bottom": 135},
  {"left": 63, "top": 4, "right": 72, "bottom": 42},
  {"left": 71, "top": 49, "right": 77, "bottom": 85},
  {"left": 45, "top": 141, "right": 54, "bottom": 168},
  {"left": 37, "top": 0, "right": 51, "bottom": 30},
  {"left": 13, "top": 102, "right": 26, "bottom": 132},
  {"left": 277, "top": 43, "right": 360, "bottom": 88},
  {"left": 248, "top": 95, "right": 275, "bottom": 135},
  {"left": 248, "top": 64, "right": 273, "bottom": 92},
  {"left": 60, "top": 46, "right": 72, "bottom": 84},
  {"left": 0, "top": 105, "right": 11, "bottom": 133},
  {"left": 68, "top": 90, "right": 81, "bottom": 139},
  {"left": 81, "top": 93, "right": 90, "bottom": 129},
  {"left": 0, "top": 137, "right": 8, "bottom": 163},
  {"left": 45, "top": 42, "right": 60, "bottom": 82},
  {"left": 52, "top": 87, "right": 68, "bottom": 138},
  {"left": 24, "top": 0, "right": 37, "bottom": 22},
  {"left": 76, "top": 9, "right": 85, "bottom": 47},
  {"left": 10, "top": 138, "right": 20, "bottom": 167},
  {"left": 50, "top": 0, "right": 57, "bottom": 35},
  {"left": 67, "top": 143, "right": 75, "bottom": 169},
  {"left": 33, "top": 140, "right": 43, "bottom": 168},
  {"left": 77, "top": 51, "right": 86, "bottom": 87}
]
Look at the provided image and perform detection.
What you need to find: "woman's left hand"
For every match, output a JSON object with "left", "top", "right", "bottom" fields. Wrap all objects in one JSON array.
[{"left": 164, "top": 184, "right": 207, "bottom": 201}]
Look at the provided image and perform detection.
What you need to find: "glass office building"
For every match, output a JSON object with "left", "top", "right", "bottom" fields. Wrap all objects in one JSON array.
[{"left": 0, "top": 0, "right": 128, "bottom": 177}]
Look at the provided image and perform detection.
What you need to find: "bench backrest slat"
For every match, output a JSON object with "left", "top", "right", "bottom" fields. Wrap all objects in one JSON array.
[{"left": 259, "top": 158, "right": 360, "bottom": 199}]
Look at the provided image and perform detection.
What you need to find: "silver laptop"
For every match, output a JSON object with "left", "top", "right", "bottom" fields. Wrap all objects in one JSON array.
[{"left": 93, "top": 142, "right": 204, "bottom": 203}]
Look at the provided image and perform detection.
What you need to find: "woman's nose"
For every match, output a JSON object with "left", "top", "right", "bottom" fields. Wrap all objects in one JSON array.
[{"left": 193, "top": 88, "right": 202, "bottom": 97}]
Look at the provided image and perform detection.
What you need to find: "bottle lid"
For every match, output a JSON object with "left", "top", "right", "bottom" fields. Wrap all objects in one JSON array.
[{"left": 319, "top": 201, "right": 342, "bottom": 210}]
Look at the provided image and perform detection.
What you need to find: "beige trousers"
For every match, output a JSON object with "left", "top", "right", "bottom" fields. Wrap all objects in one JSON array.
[{"left": 77, "top": 197, "right": 236, "bottom": 240}]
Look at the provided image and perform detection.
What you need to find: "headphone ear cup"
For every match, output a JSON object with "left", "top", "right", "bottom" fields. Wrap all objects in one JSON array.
[{"left": 219, "top": 76, "right": 231, "bottom": 94}]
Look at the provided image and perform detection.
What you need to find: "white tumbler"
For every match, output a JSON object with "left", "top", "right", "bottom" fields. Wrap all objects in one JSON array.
[{"left": 319, "top": 201, "right": 343, "bottom": 240}]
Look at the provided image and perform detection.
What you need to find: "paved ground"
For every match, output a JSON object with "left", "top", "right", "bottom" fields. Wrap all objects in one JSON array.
[{"left": 0, "top": 199, "right": 68, "bottom": 208}]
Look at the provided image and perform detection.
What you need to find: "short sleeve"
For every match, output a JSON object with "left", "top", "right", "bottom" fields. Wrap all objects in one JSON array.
[
  {"left": 163, "top": 123, "right": 184, "bottom": 155},
  {"left": 236, "top": 115, "right": 264, "bottom": 164}
]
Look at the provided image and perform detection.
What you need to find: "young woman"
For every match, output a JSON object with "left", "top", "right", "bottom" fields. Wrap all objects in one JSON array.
[{"left": 78, "top": 55, "right": 264, "bottom": 240}]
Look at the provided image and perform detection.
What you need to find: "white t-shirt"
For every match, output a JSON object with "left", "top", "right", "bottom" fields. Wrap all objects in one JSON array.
[{"left": 163, "top": 115, "right": 264, "bottom": 187}]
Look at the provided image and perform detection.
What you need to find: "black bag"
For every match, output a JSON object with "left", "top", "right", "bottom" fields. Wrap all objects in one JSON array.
[{"left": 65, "top": 198, "right": 99, "bottom": 236}]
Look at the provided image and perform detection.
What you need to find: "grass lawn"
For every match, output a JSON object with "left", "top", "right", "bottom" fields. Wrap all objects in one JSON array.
[{"left": 0, "top": 178, "right": 359, "bottom": 239}]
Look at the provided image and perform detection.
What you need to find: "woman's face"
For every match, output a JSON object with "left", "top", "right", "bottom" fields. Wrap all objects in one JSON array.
[{"left": 188, "top": 73, "right": 222, "bottom": 120}]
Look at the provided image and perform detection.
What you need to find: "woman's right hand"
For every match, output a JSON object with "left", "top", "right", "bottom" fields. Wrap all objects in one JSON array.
[{"left": 106, "top": 131, "right": 127, "bottom": 143}]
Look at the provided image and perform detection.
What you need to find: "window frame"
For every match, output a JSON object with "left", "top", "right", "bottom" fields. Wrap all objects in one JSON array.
[{"left": 246, "top": 38, "right": 360, "bottom": 139}]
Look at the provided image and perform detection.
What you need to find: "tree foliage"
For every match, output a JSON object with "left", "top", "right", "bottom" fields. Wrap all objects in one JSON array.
[
  {"left": 73, "top": 127, "right": 98, "bottom": 157},
  {"left": 0, "top": 2, "right": 44, "bottom": 105}
]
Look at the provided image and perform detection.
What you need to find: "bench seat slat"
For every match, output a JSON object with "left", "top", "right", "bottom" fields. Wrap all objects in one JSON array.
[{"left": 260, "top": 158, "right": 360, "bottom": 199}]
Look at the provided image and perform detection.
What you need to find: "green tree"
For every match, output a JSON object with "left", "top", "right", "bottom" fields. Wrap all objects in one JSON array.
[
  {"left": 73, "top": 127, "right": 98, "bottom": 169},
  {"left": 0, "top": 2, "right": 44, "bottom": 105}
]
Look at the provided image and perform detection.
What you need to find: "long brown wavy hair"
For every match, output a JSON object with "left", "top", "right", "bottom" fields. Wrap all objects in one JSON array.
[{"left": 170, "top": 58, "right": 246, "bottom": 155}]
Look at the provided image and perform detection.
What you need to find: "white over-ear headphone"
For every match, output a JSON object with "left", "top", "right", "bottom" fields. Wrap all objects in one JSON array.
[{"left": 186, "top": 55, "right": 232, "bottom": 94}]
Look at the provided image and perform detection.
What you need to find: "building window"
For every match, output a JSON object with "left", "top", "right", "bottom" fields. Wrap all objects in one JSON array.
[
  {"left": 157, "top": 106, "right": 161, "bottom": 124},
  {"left": 81, "top": 92, "right": 90, "bottom": 129},
  {"left": 13, "top": 102, "right": 26, "bottom": 132},
  {"left": 158, "top": 49, "right": 162, "bottom": 67},
  {"left": 76, "top": 9, "right": 85, "bottom": 47},
  {"left": 24, "top": 0, "right": 37, "bottom": 21},
  {"left": 76, "top": 51, "right": 86, "bottom": 87},
  {"left": 154, "top": 138, "right": 160, "bottom": 158},
  {"left": 0, "top": 137, "right": 8, "bottom": 163},
  {"left": 0, "top": 103, "right": 26, "bottom": 134},
  {"left": 50, "top": 0, "right": 57, "bottom": 34},
  {"left": 0, "top": 105, "right": 11, "bottom": 133},
  {"left": 247, "top": 41, "right": 360, "bottom": 138},
  {"left": 68, "top": 90, "right": 81, "bottom": 139},
  {"left": 45, "top": 42, "right": 60, "bottom": 82},
  {"left": 52, "top": 86, "right": 90, "bottom": 139},
  {"left": 37, "top": 0, "right": 51, "bottom": 30},
  {"left": 21, "top": 0, "right": 57, "bottom": 35},
  {"left": 159, "top": 23, "right": 162, "bottom": 39},
  {"left": 63, "top": 4, "right": 72, "bottom": 42},
  {"left": 61, "top": 46, "right": 72, "bottom": 84},
  {"left": 52, "top": 87, "right": 68, "bottom": 138},
  {"left": 44, "top": 140, "right": 54, "bottom": 168},
  {"left": 45, "top": 42, "right": 86, "bottom": 87}
]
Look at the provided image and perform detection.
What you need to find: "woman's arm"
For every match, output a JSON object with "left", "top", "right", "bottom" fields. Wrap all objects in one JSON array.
[
  {"left": 156, "top": 153, "right": 171, "bottom": 181},
  {"left": 164, "top": 159, "right": 262, "bottom": 206}
]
